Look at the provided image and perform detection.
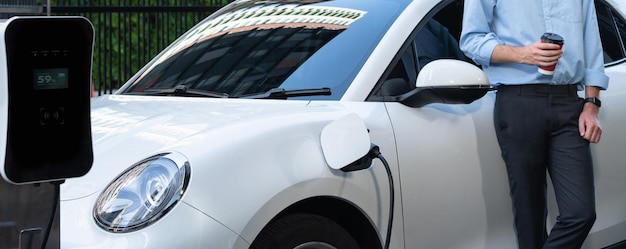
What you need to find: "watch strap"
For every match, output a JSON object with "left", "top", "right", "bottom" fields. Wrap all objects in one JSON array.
[{"left": 584, "top": 97, "right": 601, "bottom": 108}]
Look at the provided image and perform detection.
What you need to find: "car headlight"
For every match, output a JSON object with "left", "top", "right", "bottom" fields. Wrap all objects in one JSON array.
[{"left": 93, "top": 152, "right": 190, "bottom": 233}]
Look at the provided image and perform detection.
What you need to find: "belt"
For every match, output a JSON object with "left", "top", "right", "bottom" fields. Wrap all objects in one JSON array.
[{"left": 496, "top": 84, "right": 578, "bottom": 96}]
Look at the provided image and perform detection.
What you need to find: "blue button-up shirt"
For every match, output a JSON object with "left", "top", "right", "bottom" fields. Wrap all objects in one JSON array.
[{"left": 460, "top": 0, "right": 609, "bottom": 90}]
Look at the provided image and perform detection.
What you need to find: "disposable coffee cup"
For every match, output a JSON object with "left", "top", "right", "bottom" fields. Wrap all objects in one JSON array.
[{"left": 538, "top": 33, "right": 564, "bottom": 75}]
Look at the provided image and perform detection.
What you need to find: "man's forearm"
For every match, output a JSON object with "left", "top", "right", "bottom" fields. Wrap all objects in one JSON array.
[
  {"left": 490, "top": 42, "right": 562, "bottom": 66},
  {"left": 585, "top": 86, "right": 600, "bottom": 98},
  {"left": 491, "top": 44, "right": 522, "bottom": 64}
]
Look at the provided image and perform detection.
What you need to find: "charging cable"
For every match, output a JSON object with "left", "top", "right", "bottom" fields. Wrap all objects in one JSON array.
[
  {"left": 367, "top": 145, "right": 394, "bottom": 249},
  {"left": 40, "top": 180, "right": 64, "bottom": 249}
]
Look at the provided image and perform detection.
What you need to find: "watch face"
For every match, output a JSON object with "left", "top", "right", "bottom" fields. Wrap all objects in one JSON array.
[{"left": 586, "top": 97, "right": 601, "bottom": 107}]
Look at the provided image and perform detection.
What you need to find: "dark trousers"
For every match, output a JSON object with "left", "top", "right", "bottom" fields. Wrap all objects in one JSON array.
[{"left": 494, "top": 84, "right": 596, "bottom": 249}]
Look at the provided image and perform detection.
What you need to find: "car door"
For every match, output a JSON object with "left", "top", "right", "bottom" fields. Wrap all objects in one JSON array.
[
  {"left": 369, "top": 0, "right": 626, "bottom": 248},
  {"left": 371, "top": 1, "right": 516, "bottom": 248}
]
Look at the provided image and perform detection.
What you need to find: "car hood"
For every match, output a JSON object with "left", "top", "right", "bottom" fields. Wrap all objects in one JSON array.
[{"left": 61, "top": 95, "right": 314, "bottom": 200}]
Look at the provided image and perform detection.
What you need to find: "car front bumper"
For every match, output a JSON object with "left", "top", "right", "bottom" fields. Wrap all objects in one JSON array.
[{"left": 61, "top": 196, "right": 245, "bottom": 249}]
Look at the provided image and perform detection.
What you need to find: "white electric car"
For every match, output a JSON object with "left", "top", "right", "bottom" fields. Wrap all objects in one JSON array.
[{"left": 60, "top": 0, "right": 626, "bottom": 248}]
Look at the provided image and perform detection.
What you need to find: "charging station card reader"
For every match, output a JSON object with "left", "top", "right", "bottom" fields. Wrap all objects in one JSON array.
[{"left": 1, "top": 17, "right": 94, "bottom": 184}]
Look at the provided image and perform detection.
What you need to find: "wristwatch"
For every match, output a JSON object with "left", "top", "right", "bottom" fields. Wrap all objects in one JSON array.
[{"left": 584, "top": 97, "right": 602, "bottom": 108}]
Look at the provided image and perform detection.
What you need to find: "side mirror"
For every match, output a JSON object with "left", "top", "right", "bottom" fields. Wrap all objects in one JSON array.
[
  {"left": 400, "top": 59, "right": 492, "bottom": 108},
  {"left": 320, "top": 114, "right": 372, "bottom": 172}
]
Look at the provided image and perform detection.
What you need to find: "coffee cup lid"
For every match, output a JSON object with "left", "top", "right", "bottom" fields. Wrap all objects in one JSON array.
[{"left": 542, "top": 33, "right": 564, "bottom": 43}]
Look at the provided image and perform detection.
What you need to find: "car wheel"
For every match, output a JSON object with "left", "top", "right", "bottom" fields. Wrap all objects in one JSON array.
[{"left": 250, "top": 213, "right": 361, "bottom": 249}]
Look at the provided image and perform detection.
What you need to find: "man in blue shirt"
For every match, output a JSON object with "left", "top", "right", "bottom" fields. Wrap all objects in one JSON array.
[{"left": 460, "top": 0, "right": 608, "bottom": 248}]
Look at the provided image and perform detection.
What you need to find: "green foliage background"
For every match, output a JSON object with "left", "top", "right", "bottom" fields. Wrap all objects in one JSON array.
[{"left": 39, "top": 0, "right": 231, "bottom": 94}]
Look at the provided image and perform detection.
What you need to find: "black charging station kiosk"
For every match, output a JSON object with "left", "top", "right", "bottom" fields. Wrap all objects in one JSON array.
[
  {"left": 1, "top": 16, "right": 95, "bottom": 249},
  {"left": 1, "top": 16, "right": 94, "bottom": 184}
]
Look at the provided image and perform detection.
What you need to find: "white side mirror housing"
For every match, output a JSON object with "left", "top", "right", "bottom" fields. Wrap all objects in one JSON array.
[{"left": 416, "top": 59, "right": 489, "bottom": 88}]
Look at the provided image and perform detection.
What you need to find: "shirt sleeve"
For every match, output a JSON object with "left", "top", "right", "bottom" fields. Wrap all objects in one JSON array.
[
  {"left": 583, "top": 0, "right": 609, "bottom": 90},
  {"left": 459, "top": 0, "right": 500, "bottom": 66}
]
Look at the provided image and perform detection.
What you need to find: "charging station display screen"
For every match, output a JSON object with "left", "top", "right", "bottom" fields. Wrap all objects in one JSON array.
[{"left": 33, "top": 68, "right": 69, "bottom": 90}]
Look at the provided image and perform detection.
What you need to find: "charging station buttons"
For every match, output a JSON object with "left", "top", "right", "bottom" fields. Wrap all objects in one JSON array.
[{"left": 40, "top": 107, "right": 65, "bottom": 125}]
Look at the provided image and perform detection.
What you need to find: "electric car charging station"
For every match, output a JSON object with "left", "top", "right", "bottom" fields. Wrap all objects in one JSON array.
[{"left": 0, "top": 16, "right": 94, "bottom": 249}]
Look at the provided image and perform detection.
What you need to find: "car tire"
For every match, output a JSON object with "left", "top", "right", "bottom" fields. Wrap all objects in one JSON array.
[{"left": 250, "top": 213, "right": 361, "bottom": 249}]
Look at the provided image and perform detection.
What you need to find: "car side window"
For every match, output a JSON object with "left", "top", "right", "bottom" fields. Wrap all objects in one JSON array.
[
  {"left": 372, "top": 0, "right": 464, "bottom": 97},
  {"left": 414, "top": 19, "right": 466, "bottom": 70},
  {"left": 596, "top": 0, "right": 626, "bottom": 66}
]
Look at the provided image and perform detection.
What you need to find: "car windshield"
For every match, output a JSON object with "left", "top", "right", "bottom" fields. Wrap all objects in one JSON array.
[{"left": 118, "top": 0, "right": 406, "bottom": 100}]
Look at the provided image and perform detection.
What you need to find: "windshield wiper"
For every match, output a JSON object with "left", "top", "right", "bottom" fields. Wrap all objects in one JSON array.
[
  {"left": 141, "top": 85, "right": 229, "bottom": 98},
  {"left": 239, "top": 87, "right": 331, "bottom": 99}
]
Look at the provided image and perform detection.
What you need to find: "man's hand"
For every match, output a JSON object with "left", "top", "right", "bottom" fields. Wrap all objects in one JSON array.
[
  {"left": 579, "top": 102, "right": 602, "bottom": 143},
  {"left": 521, "top": 41, "right": 562, "bottom": 67},
  {"left": 491, "top": 41, "right": 562, "bottom": 65}
]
